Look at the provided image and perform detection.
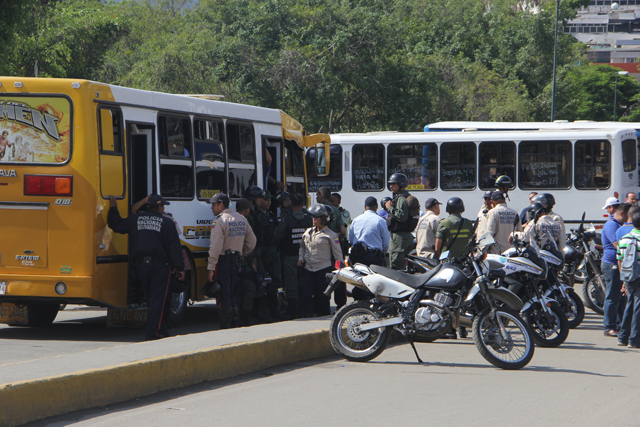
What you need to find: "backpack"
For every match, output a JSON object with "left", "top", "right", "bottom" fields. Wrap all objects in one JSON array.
[{"left": 620, "top": 235, "right": 640, "bottom": 283}]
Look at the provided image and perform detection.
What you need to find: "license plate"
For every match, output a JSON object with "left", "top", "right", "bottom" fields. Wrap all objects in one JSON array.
[{"left": 0, "top": 282, "right": 6, "bottom": 295}]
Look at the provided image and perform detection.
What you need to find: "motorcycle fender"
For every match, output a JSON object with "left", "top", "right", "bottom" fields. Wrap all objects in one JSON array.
[
  {"left": 362, "top": 275, "right": 415, "bottom": 298},
  {"left": 489, "top": 288, "right": 524, "bottom": 312},
  {"left": 464, "top": 283, "right": 481, "bottom": 303}
]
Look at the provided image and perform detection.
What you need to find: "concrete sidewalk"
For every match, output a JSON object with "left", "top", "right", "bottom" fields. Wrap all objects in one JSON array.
[{"left": 0, "top": 318, "right": 334, "bottom": 427}]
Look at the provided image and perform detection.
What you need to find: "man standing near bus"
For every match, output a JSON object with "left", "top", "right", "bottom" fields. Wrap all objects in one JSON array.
[
  {"left": 107, "top": 194, "right": 184, "bottom": 341},
  {"left": 626, "top": 192, "right": 638, "bottom": 206},
  {"left": 486, "top": 191, "right": 522, "bottom": 254},
  {"left": 385, "top": 173, "right": 416, "bottom": 270},
  {"left": 415, "top": 198, "right": 441, "bottom": 259},
  {"left": 475, "top": 191, "right": 493, "bottom": 239},
  {"left": 208, "top": 193, "right": 256, "bottom": 329}
]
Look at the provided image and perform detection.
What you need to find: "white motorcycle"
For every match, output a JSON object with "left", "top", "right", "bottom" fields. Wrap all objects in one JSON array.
[{"left": 325, "top": 233, "right": 535, "bottom": 370}]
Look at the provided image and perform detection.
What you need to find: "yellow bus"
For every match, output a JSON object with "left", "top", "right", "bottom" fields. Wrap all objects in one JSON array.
[{"left": 0, "top": 77, "right": 330, "bottom": 326}]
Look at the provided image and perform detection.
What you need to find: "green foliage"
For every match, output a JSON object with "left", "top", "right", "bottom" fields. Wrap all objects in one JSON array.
[{"left": 1, "top": 0, "right": 635, "bottom": 131}]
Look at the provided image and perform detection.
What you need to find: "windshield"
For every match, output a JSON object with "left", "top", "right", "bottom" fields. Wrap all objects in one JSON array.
[{"left": 0, "top": 96, "right": 71, "bottom": 164}]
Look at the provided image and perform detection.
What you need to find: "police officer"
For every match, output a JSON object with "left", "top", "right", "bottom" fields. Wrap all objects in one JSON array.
[
  {"left": 487, "top": 191, "right": 522, "bottom": 254},
  {"left": 108, "top": 194, "right": 184, "bottom": 341},
  {"left": 349, "top": 196, "right": 390, "bottom": 300},
  {"left": 251, "top": 189, "right": 287, "bottom": 320},
  {"left": 235, "top": 198, "right": 259, "bottom": 326},
  {"left": 434, "top": 197, "right": 474, "bottom": 339},
  {"left": 434, "top": 197, "right": 474, "bottom": 260},
  {"left": 385, "top": 173, "right": 414, "bottom": 270},
  {"left": 316, "top": 187, "right": 346, "bottom": 236},
  {"left": 415, "top": 198, "right": 442, "bottom": 259},
  {"left": 532, "top": 193, "right": 566, "bottom": 249},
  {"left": 510, "top": 202, "right": 564, "bottom": 250},
  {"left": 208, "top": 193, "right": 257, "bottom": 329},
  {"left": 276, "top": 191, "right": 292, "bottom": 218},
  {"left": 298, "top": 204, "right": 343, "bottom": 317},
  {"left": 475, "top": 191, "right": 493, "bottom": 239},
  {"left": 378, "top": 196, "right": 391, "bottom": 219},
  {"left": 274, "top": 193, "right": 312, "bottom": 318},
  {"left": 495, "top": 175, "right": 513, "bottom": 199}
]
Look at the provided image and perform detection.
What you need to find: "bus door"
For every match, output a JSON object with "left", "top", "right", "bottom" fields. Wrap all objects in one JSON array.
[
  {"left": 263, "top": 137, "right": 283, "bottom": 214},
  {"left": 126, "top": 122, "right": 156, "bottom": 305}
]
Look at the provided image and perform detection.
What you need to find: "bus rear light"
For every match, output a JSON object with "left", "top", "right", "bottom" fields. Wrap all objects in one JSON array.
[{"left": 24, "top": 175, "right": 73, "bottom": 196}]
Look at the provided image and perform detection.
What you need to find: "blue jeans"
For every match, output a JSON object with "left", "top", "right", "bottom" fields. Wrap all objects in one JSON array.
[
  {"left": 618, "top": 280, "right": 640, "bottom": 345},
  {"left": 602, "top": 262, "right": 626, "bottom": 331}
]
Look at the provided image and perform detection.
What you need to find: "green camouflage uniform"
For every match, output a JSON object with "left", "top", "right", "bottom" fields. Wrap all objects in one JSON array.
[{"left": 388, "top": 189, "right": 415, "bottom": 270}]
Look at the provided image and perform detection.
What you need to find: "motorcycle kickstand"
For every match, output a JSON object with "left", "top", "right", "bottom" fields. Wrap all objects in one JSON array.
[{"left": 408, "top": 339, "right": 424, "bottom": 364}]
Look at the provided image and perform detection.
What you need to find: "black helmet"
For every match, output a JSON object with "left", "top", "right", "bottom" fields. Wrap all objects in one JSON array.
[
  {"left": 532, "top": 201, "right": 548, "bottom": 219},
  {"left": 380, "top": 196, "right": 392, "bottom": 208},
  {"left": 541, "top": 193, "right": 556, "bottom": 209},
  {"left": 522, "top": 205, "right": 536, "bottom": 223},
  {"left": 308, "top": 203, "right": 333, "bottom": 225},
  {"left": 531, "top": 193, "right": 549, "bottom": 208},
  {"left": 446, "top": 197, "right": 465, "bottom": 214},
  {"left": 275, "top": 191, "right": 291, "bottom": 205},
  {"left": 495, "top": 175, "right": 513, "bottom": 190},
  {"left": 244, "top": 186, "right": 263, "bottom": 201},
  {"left": 388, "top": 173, "right": 408, "bottom": 189}
]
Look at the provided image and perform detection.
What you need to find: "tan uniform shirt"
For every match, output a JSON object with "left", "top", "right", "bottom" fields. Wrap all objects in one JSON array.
[
  {"left": 512, "top": 215, "right": 564, "bottom": 251},
  {"left": 415, "top": 210, "right": 441, "bottom": 258},
  {"left": 208, "top": 209, "right": 257, "bottom": 270},
  {"left": 487, "top": 203, "right": 522, "bottom": 254},
  {"left": 299, "top": 226, "right": 344, "bottom": 272},
  {"left": 548, "top": 210, "right": 566, "bottom": 250},
  {"left": 475, "top": 206, "right": 491, "bottom": 238}
]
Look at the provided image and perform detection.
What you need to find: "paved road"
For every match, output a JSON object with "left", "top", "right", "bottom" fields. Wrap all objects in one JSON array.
[
  {"left": 0, "top": 302, "right": 221, "bottom": 366},
  {"left": 24, "top": 311, "right": 639, "bottom": 427}
]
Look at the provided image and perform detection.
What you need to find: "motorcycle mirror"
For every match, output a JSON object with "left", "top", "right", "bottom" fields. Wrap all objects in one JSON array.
[{"left": 439, "top": 250, "right": 450, "bottom": 261}]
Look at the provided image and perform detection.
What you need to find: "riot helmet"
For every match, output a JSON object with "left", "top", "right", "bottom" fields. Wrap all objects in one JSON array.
[
  {"left": 532, "top": 201, "right": 548, "bottom": 220},
  {"left": 495, "top": 175, "right": 513, "bottom": 190},
  {"left": 387, "top": 173, "right": 408, "bottom": 189},
  {"left": 244, "top": 186, "right": 263, "bottom": 201},
  {"left": 308, "top": 203, "right": 332, "bottom": 225},
  {"left": 446, "top": 197, "right": 465, "bottom": 214},
  {"left": 380, "top": 196, "right": 392, "bottom": 209},
  {"left": 531, "top": 193, "right": 549, "bottom": 208},
  {"left": 541, "top": 193, "right": 556, "bottom": 210}
]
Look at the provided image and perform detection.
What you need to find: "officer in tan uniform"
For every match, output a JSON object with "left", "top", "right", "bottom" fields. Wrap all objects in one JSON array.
[
  {"left": 510, "top": 202, "right": 564, "bottom": 251},
  {"left": 208, "top": 193, "right": 257, "bottom": 329},
  {"left": 475, "top": 191, "right": 493, "bottom": 238},
  {"left": 298, "top": 204, "right": 343, "bottom": 317},
  {"left": 415, "top": 198, "right": 442, "bottom": 259},
  {"left": 486, "top": 191, "right": 522, "bottom": 254},
  {"left": 532, "top": 193, "right": 566, "bottom": 249}
]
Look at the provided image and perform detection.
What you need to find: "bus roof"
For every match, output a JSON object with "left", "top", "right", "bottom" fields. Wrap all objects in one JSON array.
[{"left": 425, "top": 121, "right": 640, "bottom": 136}]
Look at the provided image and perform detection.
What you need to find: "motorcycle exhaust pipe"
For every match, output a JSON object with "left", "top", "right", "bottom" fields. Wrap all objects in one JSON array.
[
  {"left": 333, "top": 269, "right": 366, "bottom": 285},
  {"left": 459, "top": 313, "right": 474, "bottom": 328}
]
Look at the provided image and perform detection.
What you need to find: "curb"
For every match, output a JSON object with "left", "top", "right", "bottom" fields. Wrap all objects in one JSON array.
[{"left": 0, "top": 328, "right": 332, "bottom": 427}]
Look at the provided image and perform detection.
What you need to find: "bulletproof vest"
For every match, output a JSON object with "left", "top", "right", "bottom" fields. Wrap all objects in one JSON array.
[
  {"left": 250, "top": 209, "right": 278, "bottom": 247},
  {"left": 388, "top": 193, "right": 420, "bottom": 233},
  {"left": 280, "top": 213, "right": 313, "bottom": 256}
]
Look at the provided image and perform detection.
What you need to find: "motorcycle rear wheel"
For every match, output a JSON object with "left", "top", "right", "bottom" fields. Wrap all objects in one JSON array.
[
  {"left": 524, "top": 302, "right": 569, "bottom": 347},
  {"left": 565, "top": 289, "right": 585, "bottom": 329},
  {"left": 329, "top": 301, "right": 390, "bottom": 362},
  {"left": 473, "top": 308, "right": 534, "bottom": 370},
  {"left": 582, "top": 276, "right": 604, "bottom": 315}
]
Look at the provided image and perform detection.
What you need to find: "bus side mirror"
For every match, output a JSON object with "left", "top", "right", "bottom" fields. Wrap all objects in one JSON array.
[{"left": 315, "top": 142, "right": 330, "bottom": 177}]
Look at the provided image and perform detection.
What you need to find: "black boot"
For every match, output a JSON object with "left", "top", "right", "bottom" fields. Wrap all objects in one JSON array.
[
  {"left": 229, "top": 308, "right": 240, "bottom": 329},
  {"left": 218, "top": 309, "right": 231, "bottom": 329},
  {"left": 286, "top": 298, "right": 299, "bottom": 320}
]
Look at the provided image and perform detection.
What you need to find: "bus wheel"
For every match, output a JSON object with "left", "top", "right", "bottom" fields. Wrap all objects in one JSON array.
[
  {"left": 168, "top": 289, "right": 188, "bottom": 327},
  {"left": 21, "top": 303, "right": 59, "bottom": 326}
]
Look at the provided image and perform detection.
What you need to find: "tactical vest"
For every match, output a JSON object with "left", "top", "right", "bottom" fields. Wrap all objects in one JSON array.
[
  {"left": 251, "top": 209, "right": 279, "bottom": 247},
  {"left": 280, "top": 213, "right": 313, "bottom": 256},
  {"left": 387, "top": 193, "right": 420, "bottom": 233}
]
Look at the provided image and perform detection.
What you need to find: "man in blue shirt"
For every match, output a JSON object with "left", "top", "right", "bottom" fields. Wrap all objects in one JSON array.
[
  {"left": 601, "top": 198, "right": 629, "bottom": 337},
  {"left": 349, "top": 196, "right": 391, "bottom": 300}
]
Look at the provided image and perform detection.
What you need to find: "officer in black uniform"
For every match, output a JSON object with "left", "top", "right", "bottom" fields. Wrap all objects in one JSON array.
[{"left": 108, "top": 194, "right": 184, "bottom": 341}]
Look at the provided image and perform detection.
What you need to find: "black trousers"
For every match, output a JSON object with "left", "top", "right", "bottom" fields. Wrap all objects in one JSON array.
[
  {"left": 136, "top": 261, "right": 171, "bottom": 339},
  {"left": 300, "top": 267, "right": 332, "bottom": 317},
  {"left": 217, "top": 254, "right": 239, "bottom": 310},
  {"left": 349, "top": 250, "right": 383, "bottom": 301}
]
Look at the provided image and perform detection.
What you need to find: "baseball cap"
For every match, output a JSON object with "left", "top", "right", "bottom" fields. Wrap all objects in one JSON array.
[
  {"left": 490, "top": 191, "right": 505, "bottom": 201},
  {"left": 364, "top": 196, "right": 378, "bottom": 207},
  {"left": 148, "top": 194, "right": 170, "bottom": 206},
  {"left": 483, "top": 191, "right": 493, "bottom": 199},
  {"left": 209, "top": 193, "right": 230, "bottom": 205},
  {"left": 425, "top": 198, "right": 441, "bottom": 209},
  {"left": 235, "top": 198, "right": 251, "bottom": 211},
  {"left": 602, "top": 196, "right": 621, "bottom": 209},
  {"left": 275, "top": 191, "right": 290, "bottom": 204}
]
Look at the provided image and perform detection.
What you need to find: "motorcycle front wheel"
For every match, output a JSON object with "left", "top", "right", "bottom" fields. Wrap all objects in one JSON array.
[
  {"left": 329, "top": 301, "right": 390, "bottom": 362},
  {"left": 524, "top": 302, "right": 569, "bottom": 347},
  {"left": 582, "top": 276, "right": 605, "bottom": 315},
  {"left": 473, "top": 308, "right": 534, "bottom": 370}
]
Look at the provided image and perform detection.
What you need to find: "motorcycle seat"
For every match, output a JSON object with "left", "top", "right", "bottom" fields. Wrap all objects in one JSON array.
[
  {"left": 370, "top": 264, "right": 443, "bottom": 288},
  {"left": 405, "top": 254, "right": 440, "bottom": 268}
]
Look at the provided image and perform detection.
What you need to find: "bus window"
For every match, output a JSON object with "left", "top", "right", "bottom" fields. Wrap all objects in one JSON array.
[
  {"left": 519, "top": 140, "right": 571, "bottom": 189},
  {"left": 478, "top": 141, "right": 516, "bottom": 190},
  {"left": 575, "top": 140, "right": 610, "bottom": 189},
  {"left": 285, "top": 139, "right": 306, "bottom": 195},
  {"left": 158, "top": 114, "right": 194, "bottom": 199},
  {"left": 227, "top": 122, "right": 256, "bottom": 198},
  {"left": 195, "top": 118, "right": 226, "bottom": 201},
  {"left": 622, "top": 138, "right": 637, "bottom": 172},
  {"left": 99, "top": 107, "right": 124, "bottom": 197},
  {"left": 306, "top": 145, "right": 342, "bottom": 192},
  {"left": 352, "top": 144, "right": 385, "bottom": 191},
  {"left": 440, "top": 142, "right": 476, "bottom": 190},
  {"left": 387, "top": 143, "right": 437, "bottom": 190}
]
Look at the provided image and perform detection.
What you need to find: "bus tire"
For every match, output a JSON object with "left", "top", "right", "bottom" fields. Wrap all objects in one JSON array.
[{"left": 24, "top": 303, "right": 59, "bottom": 326}]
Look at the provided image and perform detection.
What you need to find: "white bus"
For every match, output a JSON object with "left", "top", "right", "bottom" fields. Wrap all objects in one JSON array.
[
  {"left": 306, "top": 129, "right": 638, "bottom": 227},
  {"left": 425, "top": 120, "right": 640, "bottom": 136}
]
